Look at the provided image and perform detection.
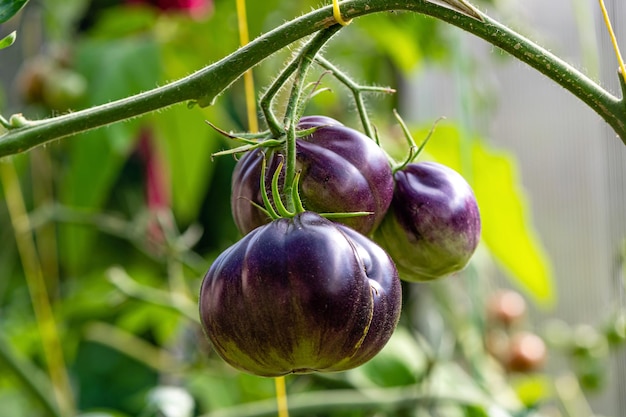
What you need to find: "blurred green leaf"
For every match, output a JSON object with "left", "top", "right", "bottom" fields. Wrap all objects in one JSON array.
[
  {"left": 357, "top": 15, "right": 422, "bottom": 73},
  {"left": 511, "top": 375, "right": 553, "bottom": 407},
  {"left": 0, "top": 30, "right": 16, "bottom": 49},
  {"left": 87, "top": 5, "right": 159, "bottom": 39},
  {"left": 76, "top": 412, "right": 130, "bottom": 417},
  {"left": 419, "top": 124, "right": 555, "bottom": 306},
  {"left": 348, "top": 327, "right": 428, "bottom": 388},
  {"left": 0, "top": 0, "right": 28, "bottom": 23},
  {"left": 73, "top": 342, "right": 158, "bottom": 414},
  {"left": 152, "top": 106, "right": 224, "bottom": 224},
  {"left": 0, "top": 336, "right": 59, "bottom": 417},
  {"left": 472, "top": 143, "right": 555, "bottom": 305},
  {"left": 57, "top": 37, "right": 160, "bottom": 271}
]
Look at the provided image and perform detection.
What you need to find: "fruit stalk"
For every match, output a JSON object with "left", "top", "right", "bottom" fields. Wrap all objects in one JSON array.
[{"left": 282, "top": 26, "right": 342, "bottom": 208}]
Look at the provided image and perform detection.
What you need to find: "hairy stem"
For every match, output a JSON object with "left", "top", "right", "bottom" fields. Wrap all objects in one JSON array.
[
  {"left": 1, "top": 0, "right": 624, "bottom": 157},
  {"left": 282, "top": 27, "right": 341, "bottom": 208}
]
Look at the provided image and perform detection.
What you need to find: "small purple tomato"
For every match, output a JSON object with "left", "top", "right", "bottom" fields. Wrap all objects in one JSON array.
[
  {"left": 199, "top": 211, "right": 402, "bottom": 377},
  {"left": 374, "top": 162, "right": 480, "bottom": 282},
  {"left": 230, "top": 116, "right": 394, "bottom": 235}
]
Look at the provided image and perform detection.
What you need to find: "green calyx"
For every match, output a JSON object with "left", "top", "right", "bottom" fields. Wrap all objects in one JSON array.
[
  {"left": 257, "top": 154, "right": 304, "bottom": 220},
  {"left": 256, "top": 152, "right": 372, "bottom": 222}
]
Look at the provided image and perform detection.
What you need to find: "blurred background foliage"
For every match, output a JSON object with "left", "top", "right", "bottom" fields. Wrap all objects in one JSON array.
[{"left": 0, "top": 0, "right": 624, "bottom": 416}]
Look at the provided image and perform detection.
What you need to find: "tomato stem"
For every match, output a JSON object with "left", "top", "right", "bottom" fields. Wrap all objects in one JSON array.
[
  {"left": 260, "top": 58, "right": 298, "bottom": 137},
  {"left": 281, "top": 27, "right": 341, "bottom": 210},
  {"left": 315, "top": 56, "right": 396, "bottom": 140},
  {"left": 392, "top": 112, "right": 443, "bottom": 173}
]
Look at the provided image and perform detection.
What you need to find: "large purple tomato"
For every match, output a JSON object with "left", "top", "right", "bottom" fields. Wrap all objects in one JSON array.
[
  {"left": 230, "top": 116, "right": 394, "bottom": 236},
  {"left": 374, "top": 162, "right": 481, "bottom": 282},
  {"left": 199, "top": 211, "right": 402, "bottom": 377}
]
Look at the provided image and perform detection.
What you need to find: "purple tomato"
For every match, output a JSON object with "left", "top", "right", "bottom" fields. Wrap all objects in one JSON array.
[
  {"left": 199, "top": 211, "right": 402, "bottom": 377},
  {"left": 374, "top": 162, "right": 481, "bottom": 282},
  {"left": 230, "top": 116, "right": 394, "bottom": 235}
]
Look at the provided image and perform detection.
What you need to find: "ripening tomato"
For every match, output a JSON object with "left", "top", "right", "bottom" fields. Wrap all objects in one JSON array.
[
  {"left": 199, "top": 211, "right": 402, "bottom": 377},
  {"left": 231, "top": 116, "right": 394, "bottom": 236},
  {"left": 374, "top": 162, "right": 481, "bottom": 282}
]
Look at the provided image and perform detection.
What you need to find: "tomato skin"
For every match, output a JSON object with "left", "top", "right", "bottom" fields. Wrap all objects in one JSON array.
[
  {"left": 199, "top": 211, "right": 402, "bottom": 377},
  {"left": 374, "top": 162, "right": 480, "bottom": 282},
  {"left": 230, "top": 116, "right": 394, "bottom": 235}
]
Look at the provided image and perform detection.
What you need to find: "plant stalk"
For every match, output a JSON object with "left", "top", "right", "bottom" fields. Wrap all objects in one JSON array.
[
  {"left": 200, "top": 385, "right": 490, "bottom": 417},
  {"left": 0, "top": 0, "right": 625, "bottom": 156},
  {"left": 282, "top": 26, "right": 341, "bottom": 208},
  {"left": 0, "top": 161, "right": 75, "bottom": 417},
  {"left": 0, "top": 337, "right": 61, "bottom": 417}
]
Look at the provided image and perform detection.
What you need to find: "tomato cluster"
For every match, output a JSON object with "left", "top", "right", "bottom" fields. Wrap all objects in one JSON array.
[{"left": 199, "top": 115, "right": 481, "bottom": 376}]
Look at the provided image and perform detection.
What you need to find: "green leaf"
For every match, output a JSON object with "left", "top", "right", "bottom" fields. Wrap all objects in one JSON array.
[
  {"left": 0, "top": 0, "right": 28, "bottom": 23},
  {"left": 151, "top": 105, "right": 224, "bottom": 224},
  {"left": 57, "top": 37, "right": 160, "bottom": 271},
  {"left": 347, "top": 327, "right": 428, "bottom": 388},
  {"left": 357, "top": 15, "right": 422, "bottom": 73},
  {"left": 155, "top": 22, "right": 238, "bottom": 224},
  {"left": 0, "top": 30, "right": 16, "bottom": 50},
  {"left": 511, "top": 375, "right": 553, "bottom": 407},
  {"left": 417, "top": 124, "right": 555, "bottom": 306}
]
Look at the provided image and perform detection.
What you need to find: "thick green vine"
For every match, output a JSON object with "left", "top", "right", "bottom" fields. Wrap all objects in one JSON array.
[{"left": 0, "top": 0, "right": 625, "bottom": 158}]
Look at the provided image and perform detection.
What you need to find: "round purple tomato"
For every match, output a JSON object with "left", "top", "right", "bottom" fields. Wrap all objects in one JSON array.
[
  {"left": 199, "top": 211, "right": 402, "bottom": 377},
  {"left": 375, "top": 162, "right": 481, "bottom": 282},
  {"left": 230, "top": 116, "right": 394, "bottom": 235}
]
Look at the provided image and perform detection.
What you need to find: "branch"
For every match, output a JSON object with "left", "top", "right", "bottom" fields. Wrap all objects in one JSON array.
[{"left": 1, "top": 0, "right": 624, "bottom": 158}]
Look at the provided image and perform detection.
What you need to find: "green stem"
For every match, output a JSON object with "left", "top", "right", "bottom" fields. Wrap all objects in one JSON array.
[
  {"left": 282, "top": 27, "right": 341, "bottom": 207},
  {"left": 260, "top": 60, "right": 298, "bottom": 137},
  {"left": 199, "top": 386, "right": 488, "bottom": 417},
  {"left": 1, "top": 0, "right": 625, "bottom": 157},
  {"left": 0, "top": 337, "right": 61, "bottom": 417},
  {"left": 107, "top": 267, "right": 199, "bottom": 323},
  {"left": 0, "top": 161, "right": 75, "bottom": 417},
  {"left": 315, "top": 56, "right": 395, "bottom": 139}
]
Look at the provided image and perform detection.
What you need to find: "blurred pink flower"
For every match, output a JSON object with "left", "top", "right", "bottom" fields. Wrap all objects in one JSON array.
[
  {"left": 126, "top": 0, "right": 212, "bottom": 18},
  {"left": 138, "top": 130, "right": 169, "bottom": 210}
]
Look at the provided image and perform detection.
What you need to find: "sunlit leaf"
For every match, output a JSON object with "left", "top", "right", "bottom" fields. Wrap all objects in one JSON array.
[
  {"left": 511, "top": 375, "right": 553, "bottom": 407},
  {"left": 0, "top": 0, "right": 28, "bottom": 23},
  {"left": 357, "top": 14, "right": 422, "bottom": 73},
  {"left": 417, "top": 124, "right": 555, "bottom": 306},
  {"left": 0, "top": 30, "right": 16, "bottom": 49}
]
